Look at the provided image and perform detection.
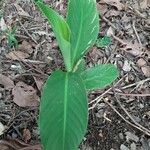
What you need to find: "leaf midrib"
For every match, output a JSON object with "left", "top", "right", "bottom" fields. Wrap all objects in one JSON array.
[
  {"left": 72, "top": 8, "right": 83, "bottom": 67},
  {"left": 63, "top": 73, "right": 68, "bottom": 149}
]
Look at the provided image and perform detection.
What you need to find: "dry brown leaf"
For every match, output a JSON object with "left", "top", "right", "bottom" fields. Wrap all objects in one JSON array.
[
  {"left": 100, "top": 0, "right": 124, "bottom": 10},
  {"left": 137, "top": 58, "right": 147, "bottom": 67},
  {"left": 0, "top": 139, "right": 42, "bottom": 150},
  {"left": 6, "top": 51, "right": 30, "bottom": 60},
  {"left": 18, "top": 40, "right": 34, "bottom": 54},
  {"left": 141, "top": 66, "right": 150, "bottom": 77},
  {"left": 14, "top": 4, "right": 30, "bottom": 18},
  {"left": 105, "top": 10, "right": 120, "bottom": 18},
  {"left": 97, "top": 3, "right": 108, "bottom": 15},
  {"left": 140, "top": 0, "right": 150, "bottom": 10},
  {"left": 121, "top": 42, "right": 144, "bottom": 56},
  {"left": 23, "top": 129, "right": 31, "bottom": 143},
  {"left": 0, "top": 74, "right": 14, "bottom": 89},
  {"left": 33, "top": 77, "right": 44, "bottom": 91},
  {"left": 12, "top": 82, "right": 40, "bottom": 107}
]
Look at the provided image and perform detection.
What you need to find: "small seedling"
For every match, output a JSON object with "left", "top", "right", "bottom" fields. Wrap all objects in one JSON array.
[
  {"left": 96, "top": 36, "right": 111, "bottom": 48},
  {"left": 6, "top": 27, "right": 18, "bottom": 48},
  {"left": 34, "top": 0, "right": 119, "bottom": 150}
]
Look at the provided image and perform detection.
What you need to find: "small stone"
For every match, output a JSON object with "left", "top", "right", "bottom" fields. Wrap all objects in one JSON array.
[
  {"left": 130, "top": 142, "right": 136, "bottom": 150},
  {"left": 137, "top": 58, "right": 146, "bottom": 67},
  {"left": 125, "top": 131, "right": 139, "bottom": 142},
  {"left": 123, "top": 60, "right": 131, "bottom": 72},
  {"left": 0, "top": 122, "right": 5, "bottom": 136},
  {"left": 139, "top": 103, "right": 144, "bottom": 109},
  {"left": 120, "top": 144, "right": 130, "bottom": 150},
  {"left": 119, "top": 132, "right": 124, "bottom": 140},
  {"left": 0, "top": 93, "right": 2, "bottom": 99}
]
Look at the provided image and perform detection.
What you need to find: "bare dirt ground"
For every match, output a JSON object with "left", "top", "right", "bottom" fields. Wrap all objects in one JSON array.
[{"left": 0, "top": 0, "right": 150, "bottom": 149}]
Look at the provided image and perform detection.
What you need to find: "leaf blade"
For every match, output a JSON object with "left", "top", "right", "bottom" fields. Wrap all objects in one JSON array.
[
  {"left": 67, "top": 0, "right": 99, "bottom": 67},
  {"left": 35, "top": 1, "right": 72, "bottom": 71},
  {"left": 39, "top": 71, "right": 88, "bottom": 150},
  {"left": 81, "top": 64, "right": 119, "bottom": 90}
]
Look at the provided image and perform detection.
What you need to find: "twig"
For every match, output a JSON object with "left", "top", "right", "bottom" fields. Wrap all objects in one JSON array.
[
  {"left": 110, "top": 92, "right": 150, "bottom": 97},
  {"left": 114, "top": 93, "right": 150, "bottom": 135},
  {"left": 102, "top": 16, "right": 117, "bottom": 30},
  {"left": 18, "top": 20, "right": 38, "bottom": 44},
  {"left": 111, "top": 35, "right": 127, "bottom": 45},
  {"left": 121, "top": 78, "right": 150, "bottom": 90},
  {"left": 104, "top": 98, "right": 150, "bottom": 136},
  {"left": 132, "top": 20, "right": 142, "bottom": 45},
  {"left": 88, "top": 76, "right": 126, "bottom": 110}
]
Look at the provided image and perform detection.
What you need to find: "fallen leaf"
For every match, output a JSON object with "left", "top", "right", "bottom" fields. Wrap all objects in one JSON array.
[
  {"left": 0, "top": 139, "right": 42, "bottom": 150},
  {"left": 97, "top": 3, "right": 108, "bottom": 15},
  {"left": 0, "top": 74, "right": 14, "bottom": 89},
  {"left": 23, "top": 129, "right": 31, "bottom": 143},
  {"left": 33, "top": 77, "right": 44, "bottom": 91},
  {"left": 100, "top": 0, "right": 124, "bottom": 10},
  {"left": 18, "top": 40, "right": 34, "bottom": 54},
  {"left": 0, "top": 122, "right": 5, "bottom": 136},
  {"left": 6, "top": 51, "right": 30, "bottom": 60},
  {"left": 121, "top": 42, "right": 144, "bottom": 56},
  {"left": 140, "top": 0, "right": 150, "bottom": 10},
  {"left": 141, "top": 66, "right": 150, "bottom": 77},
  {"left": 13, "top": 4, "right": 30, "bottom": 18},
  {"left": 105, "top": 10, "right": 120, "bottom": 17},
  {"left": 12, "top": 82, "right": 40, "bottom": 107},
  {"left": 137, "top": 58, "right": 147, "bottom": 67}
]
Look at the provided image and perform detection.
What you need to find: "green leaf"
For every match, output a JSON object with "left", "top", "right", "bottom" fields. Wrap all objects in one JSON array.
[
  {"left": 74, "top": 59, "right": 86, "bottom": 73},
  {"left": 67, "top": 0, "right": 99, "bottom": 68},
  {"left": 39, "top": 70, "right": 88, "bottom": 150},
  {"left": 81, "top": 64, "right": 119, "bottom": 90},
  {"left": 96, "top": 36, "right": 111, "bottom": 48},
  {"left": 35, "top": 1, "right": 72, "bottom": 71}
]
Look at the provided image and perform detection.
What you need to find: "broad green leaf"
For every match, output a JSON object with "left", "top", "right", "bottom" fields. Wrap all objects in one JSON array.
[
  {"left": 81, "top": 64, "right": 119, "bottom": 90},
  {"left": 39, "top": 70, "right": 88, "bottom": 150},
  {"left": 74, "top": 59, "right": 86, "bottom": 73},
  {"left": 67, "top": 0, "right": 99, "bottom": 68},
  {"left": 35, "top": 0, "right": 72, "bottom": 71},
  {"left": 96, "top": 36, "right": 111, "bottom": 48}
]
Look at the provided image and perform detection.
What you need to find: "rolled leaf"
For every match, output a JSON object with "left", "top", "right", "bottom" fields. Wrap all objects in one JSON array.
[
  {"left": 35, "top": 0, "right": 72, "bottom": 71},
  {"left": 39, "top": 70, "right": 88, "bottom": 150},
  {"left": 67, "top": 0, "right": 99, "bottom": 68},
  {"left": 81, "top": 64, "right": 119, "bottom": 90}
]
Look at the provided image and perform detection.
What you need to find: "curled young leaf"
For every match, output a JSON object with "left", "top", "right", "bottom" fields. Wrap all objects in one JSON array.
[{"left": 34, "top": 0, "right": 72, "bottom": 71}]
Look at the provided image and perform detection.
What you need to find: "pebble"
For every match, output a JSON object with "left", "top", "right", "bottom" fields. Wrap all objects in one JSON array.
[
  {"left": 120, "top": 144, "right": 130, "bottom": 150},
  {"left": 125, "top": 131, "right": 139, "bottom": 142},
  {"left": 119, "top": 132, "right": 124, "bottom": 140},
  {"left": 130, "top": 142, "right": 136, "bottom": 150}
]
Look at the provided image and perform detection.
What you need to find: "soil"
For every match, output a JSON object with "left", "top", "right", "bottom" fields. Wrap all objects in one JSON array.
[{"left": 0, "top": 0, "right": 150, "bottom": 150}]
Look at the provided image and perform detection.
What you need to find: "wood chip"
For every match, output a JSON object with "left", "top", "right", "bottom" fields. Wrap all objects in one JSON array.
[
  {"left": 141, "top": 66, "right": 150, "bottom": 77},
  {"left": 6, "top": 51, "right": 30, "bottom": 60},
  {"left": 23, "top": 129, "right": 31, "bottom": 143}
]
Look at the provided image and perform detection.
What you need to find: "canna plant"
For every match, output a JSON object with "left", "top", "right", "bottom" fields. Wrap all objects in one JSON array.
[{"left": 34, "top": 0, "right": 119, "bottom": 150}]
